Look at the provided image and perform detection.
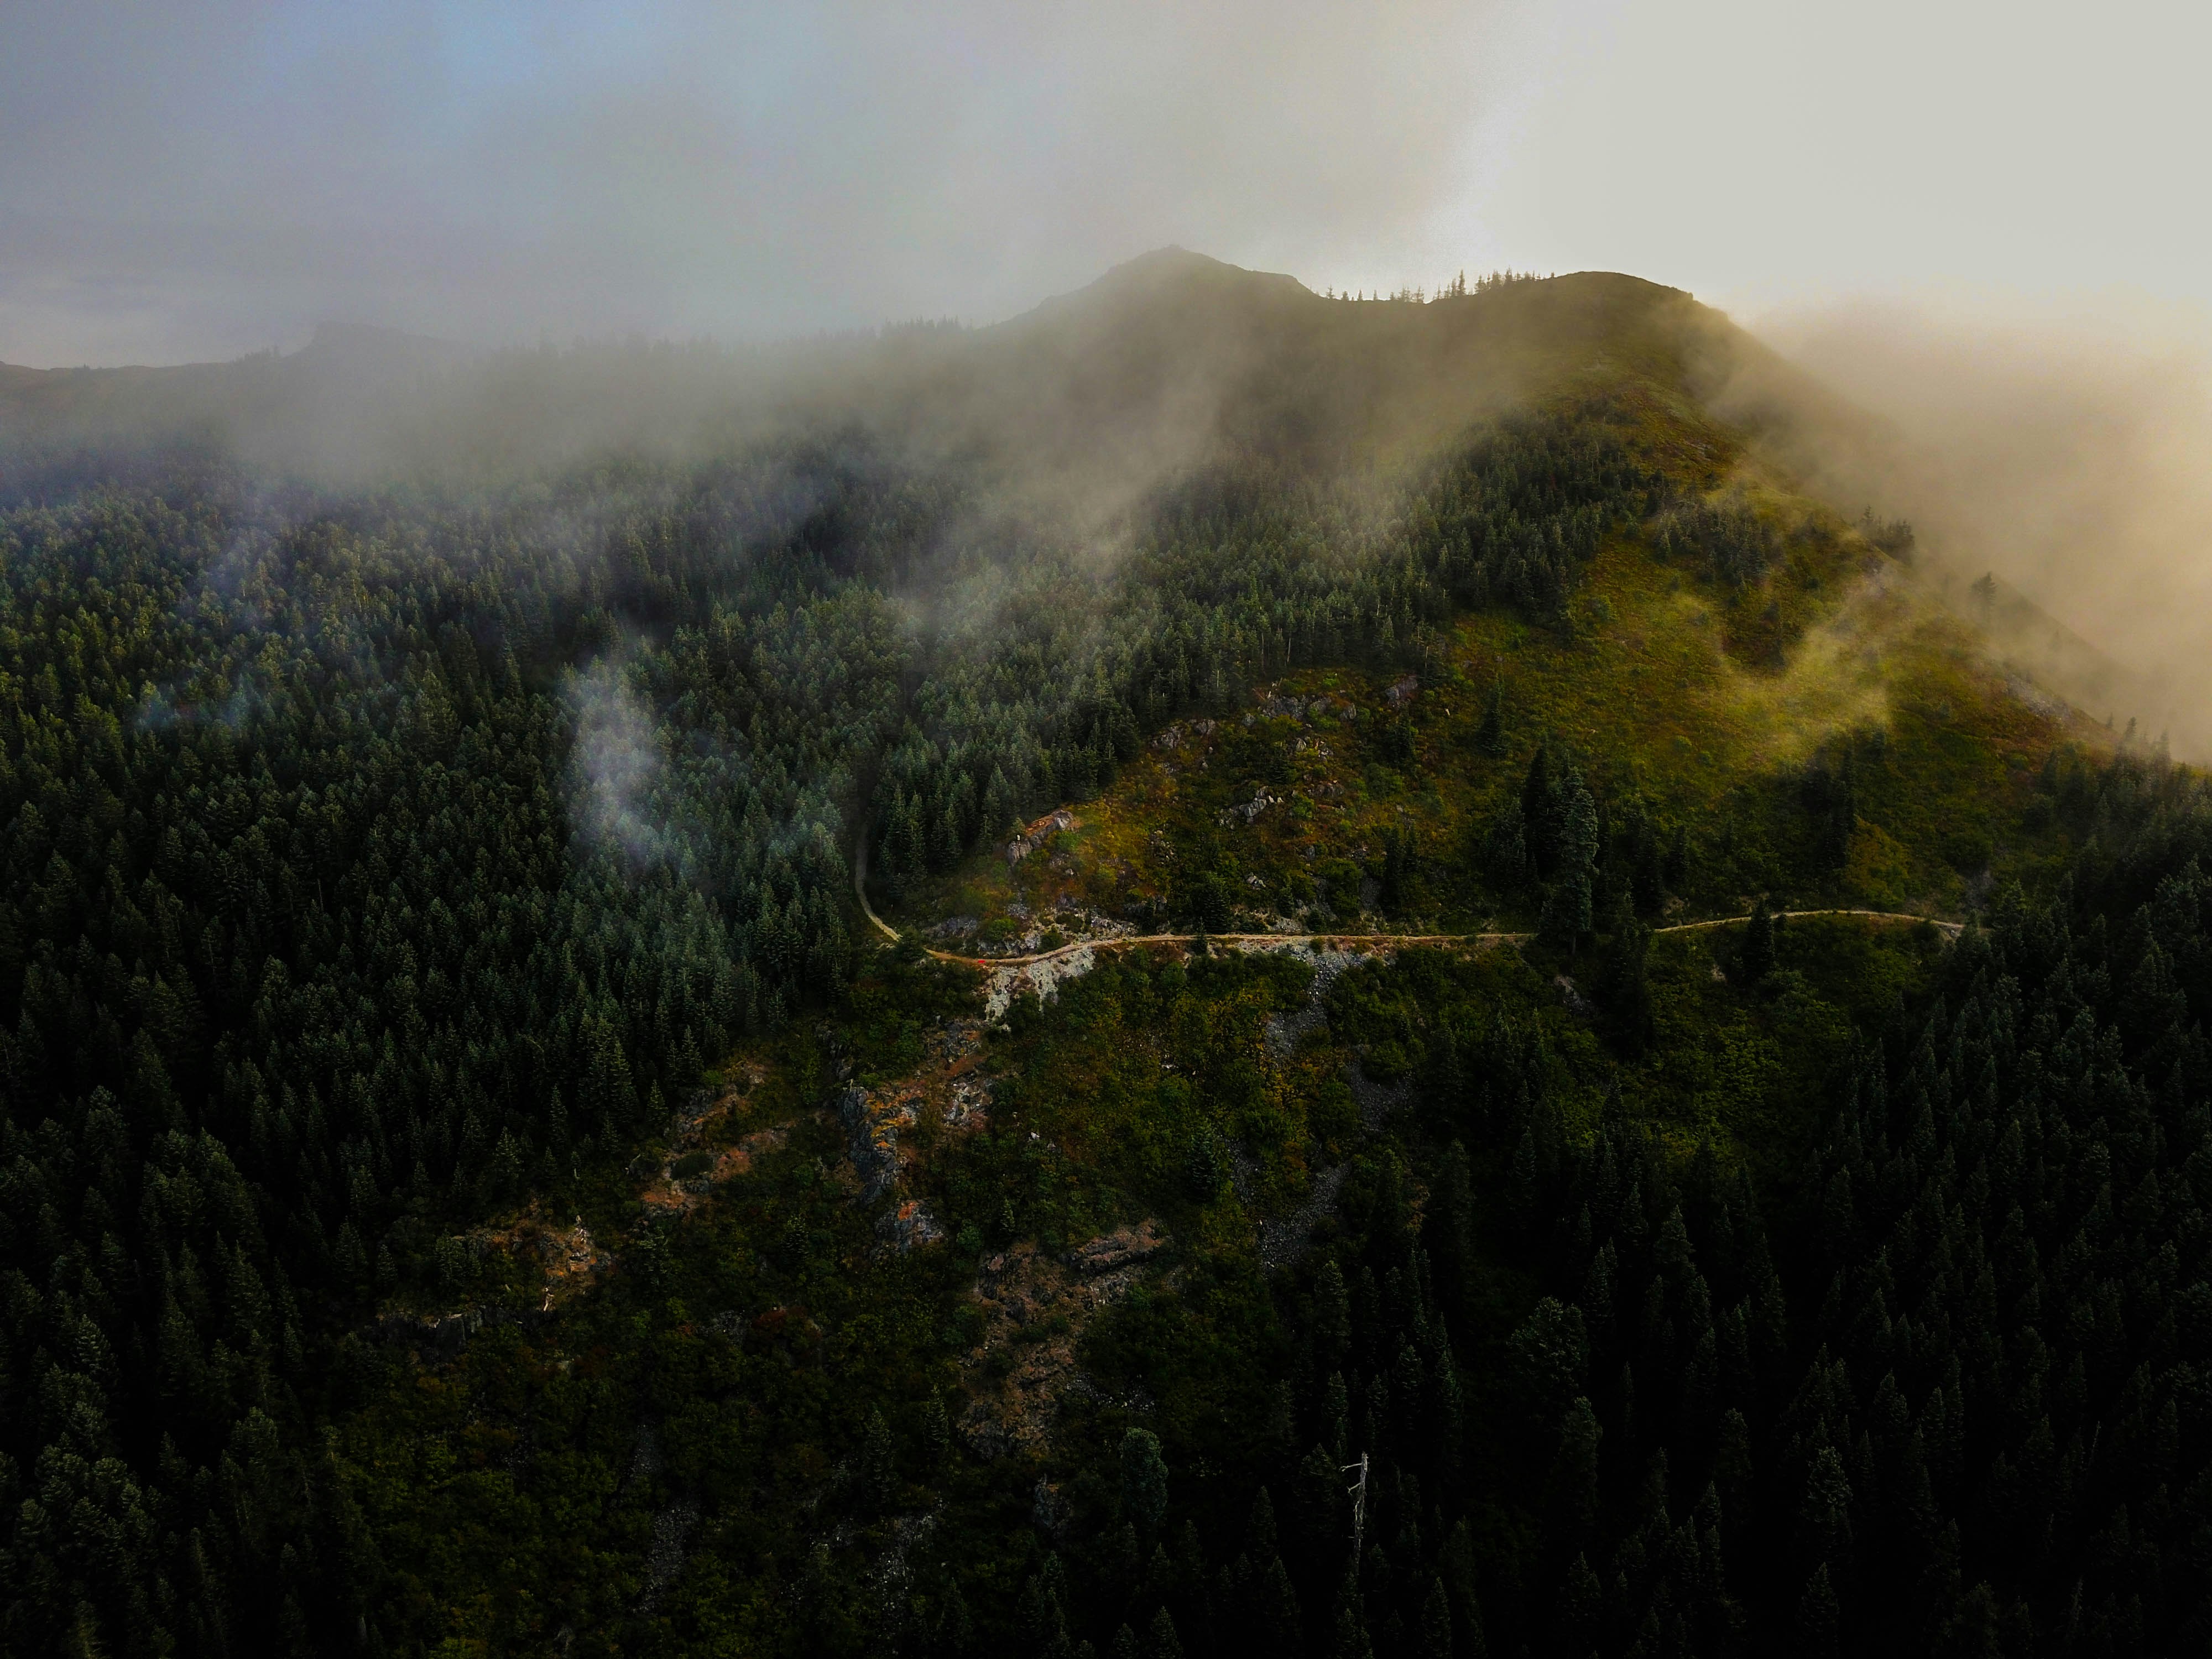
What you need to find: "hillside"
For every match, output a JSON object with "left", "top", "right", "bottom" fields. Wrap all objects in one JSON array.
[
  {"left": 1, "top": 255, "right": 2208, "bottom": 1659},
  {"left": 0, "top": 253, "right": 1701, "bottom": 491}
]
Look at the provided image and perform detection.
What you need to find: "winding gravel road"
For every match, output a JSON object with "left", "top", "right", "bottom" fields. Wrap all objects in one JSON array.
[{"left": 854, "top": 842, "right": 1963, "bottom": 969}]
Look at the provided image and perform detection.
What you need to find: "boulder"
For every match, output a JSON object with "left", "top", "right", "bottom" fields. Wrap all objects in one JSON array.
[{"left": 1068, "top": 1218, "right": 1170, "bottom": 1275}]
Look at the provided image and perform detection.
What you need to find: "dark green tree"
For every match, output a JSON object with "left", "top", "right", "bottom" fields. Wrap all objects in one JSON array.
[
  {"left": 1543, "top": 1397, "right": 1603, "bottom": 1552},
  {"left": 1123, "top": 1428, "right": 1171, "bottom": 1534},
  {"left": 1737, "top": 897, "right": 1776, "bottom": 983},
  {"left": 1475, "top": 676, "right": 1507, "bottom": 757}
]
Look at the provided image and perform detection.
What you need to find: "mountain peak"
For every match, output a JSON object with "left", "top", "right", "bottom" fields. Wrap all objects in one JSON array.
[
  {"left": 1013, "top": 246, "right": 1310, "bottom": 328},
  {"left": 294, "top": 321, "right": 478, "bottom": 377}
]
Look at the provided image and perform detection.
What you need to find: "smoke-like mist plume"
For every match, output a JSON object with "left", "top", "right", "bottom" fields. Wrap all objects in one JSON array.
[
  {"left": 10, "top": 4, "right": 2212, "bottom": 773},
  {"left": 567, "top": 657, "right": 667, "bottom": 867},
  {"left": 1713, "top": 297, "right": 2212, "bottom": 760}
]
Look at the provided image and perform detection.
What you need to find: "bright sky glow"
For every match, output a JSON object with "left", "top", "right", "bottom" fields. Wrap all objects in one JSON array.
[{"left": 2, "top": 1, "right": 2206, "bottom": 364}]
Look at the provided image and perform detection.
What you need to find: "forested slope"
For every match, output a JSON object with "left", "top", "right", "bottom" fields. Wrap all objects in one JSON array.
[{"left": 0, "top": 257, "right": 2198, "bottom": 1657}]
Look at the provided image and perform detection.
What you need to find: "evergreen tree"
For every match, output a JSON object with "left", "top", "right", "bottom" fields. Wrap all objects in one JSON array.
[
  {"left": 1475, "top": 676, "right": 1507, "bottom": 758},
  {"left": 1331, "top": 1578, "right": 1374, "bottom": 1659},
  {"left": 1796, "top": 1564, "right": 1840, "bottom": 1659},
  {"left": 1521, "top": 742, "right": 1559, "bottom": 876},
  {"left": 1543, "top": 1397, "right": 1603, "bottom": 1551},
  {"left": 1595, "top": 916, "right": 1654, "bottom": 1055},
  {"left": 1123, "top": 1428, "right": 1171, "bottom": 1534},
  {"left": 1737, "top": 897, "right": 1776, "bottom": 983},
  {"left": 863, "top": 1406, "right": 897, "bottom": 1511},
  {"left": 1417, "top": 1577, "right": 1453, "bottom": 1659}
]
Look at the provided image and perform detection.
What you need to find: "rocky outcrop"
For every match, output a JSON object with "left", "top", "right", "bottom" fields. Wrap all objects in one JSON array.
[
  {"left": 373, "top": 1302, "right": 552, "bottom": 1358},
  {"left": 1005, "top": 807, "right": 1077, "bottom": 865},
  {"left": 878, "top": 1196, "right": 946, "bottom": 1250},
  {"left": 836, "top": 1084, "right": 907, "bottom": 1203},
  {"left": 1220, "top": 789, "right": 1279, "bottom": 826},
  {"left": 957, "top": 1225, "right": 1172, "bottom": 1461},
  {"left": 637, "top": 1498, "right": 700, "bottom": 1614},
  {"left": 1066, "top": 1218, "right": 1169, "bottom": 1275},
  {"left": 1554, "top": 972, "right": 1594, "bottom": 1019},
  {"left": 832, "top": 1020, "right": 991, "bottom": 1253},
  {"left": 1259, "top": 1164, "right": 1352, "bottom": 1271},
  {"left": 1032, "top": 1478, "right": 1072, "bottom": 1538}
]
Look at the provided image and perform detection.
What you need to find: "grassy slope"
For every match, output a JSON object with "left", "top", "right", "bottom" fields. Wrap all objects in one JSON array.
[{"left": 898, "top": 375, "right": 2095, "bottom": 948}]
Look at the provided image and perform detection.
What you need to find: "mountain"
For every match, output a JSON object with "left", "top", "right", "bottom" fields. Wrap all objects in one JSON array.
[
  {"left": 0, "top": 252, "right": 1699, "bottom": 489},
  {"left": 0, "top": 319, "right": 483, "bottom": 490},
  {"left": 1, "top": 255, "right": 2204, "bottom": 1659}
]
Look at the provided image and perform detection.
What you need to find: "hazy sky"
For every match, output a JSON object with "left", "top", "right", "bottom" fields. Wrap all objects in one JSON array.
[{"left": 4, "top": 0, "right": 2208, "bottom": 366}]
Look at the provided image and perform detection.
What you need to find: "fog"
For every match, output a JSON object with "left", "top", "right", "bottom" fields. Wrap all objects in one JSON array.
[
  {"left": 0, "top": 1, "right": 1495, "bottom": 366},
  {"left": 7, "top": 3, "right": 2210, "bottom": 762},
  {"left": 11, "top": 1, "right": 2209, "bottom": 371},
  {"left": 566, "top": 655, "right": 670, "bottom": 867},
  {"left": 1711, "top": 294, "right": 2212, "bottom": 758}
]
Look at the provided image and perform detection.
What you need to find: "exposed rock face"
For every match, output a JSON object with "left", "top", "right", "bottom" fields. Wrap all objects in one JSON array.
[
  {"left": 637, "top": 1067, "right": 787, "bottom": 1218},
  {"left": 1066, "top": 1218, "right": 1169, "bottom": 1275},
  {"left": 1032, "top": 1478, "right": 1071, "bottom": 1537},
  {"left": 637, "top": 1499, "right": 700, "bottom": 1613},
  {"left": 941, "top": 1074, "right": 990, "bottom": 1130},
  {"left": 1385, "top": 673, "right": 1420, "bottom": 706},
  {"left": 833, "top": 1018, "right": 989, "bottom": 1253},
  {"left": 878, "top": 1196, "right": 945, "bottom": 1250},
  {"left": 837, "top": 1085, "right": 907, "bottom": 1203},
  {"left": 1347, "top": 1056, "right": 1412, "bottom": 1129},
  {"left": 1554, "top": 972, "right": 1595, "bottom": 1019},
  {"left": 1260, "top": 942, "right": 1365, "bottom": 1058},
  {"left": 1005, "top": 806, "right": 1077, "bottom": 864},
  {"left": 376, "top": 1307, "right": 488, "bottom": 1354},
  {"left": 984, "top": 946, "right": 1100, "bottom": 1020},
  {"left": 1259, "top": 1162, "right": 1352, "bottom": 1271},
  {"left": 956, "top": 1224, "right": 1172, "bottom": 1461},
  {"left": 1220, "top": 790, "right": 1278, "bottom": 826},
  {"left": 713, "top": 1128, "right": 786, "bottom": 1181}
]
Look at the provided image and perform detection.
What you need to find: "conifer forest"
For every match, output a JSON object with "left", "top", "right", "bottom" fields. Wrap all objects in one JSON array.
[{"left": 2, "top": 257, "right": 2206, "bottom": 1658}]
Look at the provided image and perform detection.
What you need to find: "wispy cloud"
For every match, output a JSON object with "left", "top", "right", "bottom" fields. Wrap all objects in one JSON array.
[
  {"left": 0, "top": 0, "right": 1493, "bottom": 365},
  {"left": 565, "top": 655, "right": 667, "bottom": 867}
]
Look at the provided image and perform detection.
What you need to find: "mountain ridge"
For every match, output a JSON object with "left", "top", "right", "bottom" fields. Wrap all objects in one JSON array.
[{"left": 1, "top": 241, "right": 2201, "bottom": 1659}]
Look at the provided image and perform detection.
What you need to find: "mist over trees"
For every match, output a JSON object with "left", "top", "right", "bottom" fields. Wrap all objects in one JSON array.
[
  {"left": 0, "top": 269, "right": 1667, "bottom": 1649},
  {"left": 0, "top": 261, "right": 2203, "bottom": 1657}
]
